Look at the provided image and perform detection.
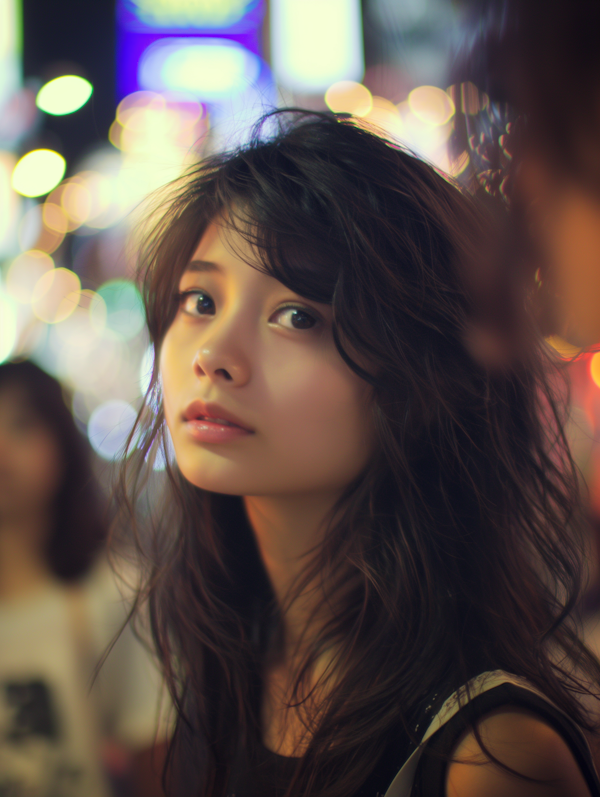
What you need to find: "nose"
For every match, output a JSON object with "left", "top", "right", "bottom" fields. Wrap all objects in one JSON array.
[{"left": 192, "top": 322, "right": 251, "bottom": 387}]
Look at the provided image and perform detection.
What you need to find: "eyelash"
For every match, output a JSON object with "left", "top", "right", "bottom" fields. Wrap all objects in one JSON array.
[{"left": 173, "top": 289, "right": 320, "bottom": 331}]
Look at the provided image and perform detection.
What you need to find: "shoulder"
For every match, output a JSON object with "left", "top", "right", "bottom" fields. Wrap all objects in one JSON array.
[{"left": 445, "top": 706, "right": 593, "bottom": 797}]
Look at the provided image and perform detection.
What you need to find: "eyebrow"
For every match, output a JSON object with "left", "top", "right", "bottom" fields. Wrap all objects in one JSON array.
[{"left": 185, "top": 259, "right": 222, "bottom": 274}]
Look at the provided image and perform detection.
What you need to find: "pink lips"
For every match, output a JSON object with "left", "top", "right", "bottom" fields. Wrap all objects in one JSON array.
[{"left": 182, "top": 400, "right": 254, "bottom": 444}]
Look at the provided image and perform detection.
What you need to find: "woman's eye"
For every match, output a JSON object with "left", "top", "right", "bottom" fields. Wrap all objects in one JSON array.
[
  {"left": 273, "top": 306, "right": 318, "bottom": 331},
  {"left": 178, "top": 290, "right": 215, "bottom": 317}
]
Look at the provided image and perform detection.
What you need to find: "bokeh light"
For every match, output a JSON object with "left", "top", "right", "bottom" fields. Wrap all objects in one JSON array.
[
  {"left": 139, "top": 344, "right": 155, "bottom": 397},
  {"left": 148, "top": 428, "right": 175, "bottom": 472},
  {"left": 36, "top": 75, "right": 93, "bottom": 116},
  {"left": 18, "top": 202, "right": 67, "bottom": 254},
  {"left": 17, "top": 204, "right": 43, "bottom": 251},
  {"left": 89, "top": 291, "right": 109, "bottom": 333},
  {"left": 97, "top": 280, "right": 146, "bottom": 339},
  {"left": 450, "top": 150, "right": 470, "bottom": 177},
  {"left": 53, "top": 290, "right": 106, "bottom": 347},
  {"left": 0, "top": 290, "right": 18, "bottom": 364},
  {"left": 42, "top": 202, "right": 69, "bottom": 234},
  {"left": 547, "top": 336, "right": 582, "bottom": 360},
  {"left": 325, "top": 81, "right": 372, "bottom": 116},
  {"left": 408, "top": 85, "right": 455, "bottom": 126},
  {"left": 87, "top": 399, "right": 138, "bottom": 460},
  {"left": 271, "top": 0, "right": 364, "bottom": 92},
  {"left": 591, "top": 352, "right": 600, "bottom": 389},
  {"left": 31, "top": 267, "right": 81, "bottom": 324},
  {"left": 6, "top": 250, "right": 55, "bottom": 303},
  {"left": 360, "top": 96, "right": 403, "bottom": 141},
  {"left": 126, "top": 0, "right": 255, "bottom": 28},
  {"left": 109, "top": 91, "right": 206, "bottom": 159},
  {"left": 395, "top": 98, "right": 454, "bottom": 172},
  {"left": 46, "top": 173, "right": 113, "bottom": 232},
  {"left": 61, "top": 181, "right": 93, "bottom": 229},
  {"left": 0, "top": 151, "right": 20, "bottom": 255},
  {"left": 450, "top": 81, "right": 489, "bottom": 116},
  {"left": 87, "top": 92, "right": 210, "bottom": 229},
  {"left": 138, "top": 38, "right": 261, "bottom": 99},
  {"left": 75, "top": 171, "right": 114, "bottom": 228},
  {"left": 50, "top": 325, "right": 127, "bottom": 398},
  {"left": 11, "top": 150, "right": 66, "bottom": 197}
]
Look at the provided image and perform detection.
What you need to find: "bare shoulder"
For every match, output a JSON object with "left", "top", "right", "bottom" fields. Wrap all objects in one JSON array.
[{"left": 445, "top": 706, "right": 593, "bottom": 797}]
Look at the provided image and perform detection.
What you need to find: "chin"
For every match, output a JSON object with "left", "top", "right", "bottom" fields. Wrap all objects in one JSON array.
[{"left": 176, "top": 459, "right": 254, "bottom": 496}]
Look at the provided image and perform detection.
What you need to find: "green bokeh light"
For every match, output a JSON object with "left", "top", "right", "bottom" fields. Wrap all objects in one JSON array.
[{"left": 97, "top": 280, "right": 146, "bottom": 340}]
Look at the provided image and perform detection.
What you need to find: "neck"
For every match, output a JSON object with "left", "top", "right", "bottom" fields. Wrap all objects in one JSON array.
[
  {"left": 0, "top": 512, "right": 54, "bottom": 601},
  {"left": 243, "top": 491, "right": 344, "bottom": 655}
]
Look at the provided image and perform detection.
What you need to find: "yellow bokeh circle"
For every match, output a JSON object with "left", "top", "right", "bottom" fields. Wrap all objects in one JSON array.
[
  {"left": 325, "top": 81, "right": 373, "bottom": 117},
  {"left": 12, "top": 150, "right": 66, "bottom": 197},
  {"left": 31, "top": 267, "right": 81, "bottom": 324},
  {"left": 408, "top": 86, "right": 455, "bottom": 126},
  {"left": 6, "top": 250, "right": 55, "bottom": 304}
]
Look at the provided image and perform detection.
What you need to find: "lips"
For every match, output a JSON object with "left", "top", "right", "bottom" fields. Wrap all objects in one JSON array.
[{"left": 183, "top": 400, "right": 254, "bottom": 432}]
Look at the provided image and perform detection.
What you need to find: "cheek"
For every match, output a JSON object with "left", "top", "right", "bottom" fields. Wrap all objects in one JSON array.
[
  {"left": 265, "top": 352, "right": 374, "bottom": 475},
  {"left": 159, "top": 329, "right": 186, "bottom": 427}
]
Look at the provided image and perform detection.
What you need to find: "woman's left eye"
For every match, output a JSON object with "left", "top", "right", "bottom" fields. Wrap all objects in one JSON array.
[{"left": 272, "top": 306, "right": 319, "bottom": 331}]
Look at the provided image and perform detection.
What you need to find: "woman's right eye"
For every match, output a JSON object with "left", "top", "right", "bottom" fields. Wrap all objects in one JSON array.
[{"left": 178, "top": 290, "right": 215, "bottom": 317}]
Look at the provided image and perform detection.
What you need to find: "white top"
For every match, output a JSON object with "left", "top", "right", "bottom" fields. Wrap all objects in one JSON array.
[{"left": 0, "top": 556, "right": 172, "bottom": 797}]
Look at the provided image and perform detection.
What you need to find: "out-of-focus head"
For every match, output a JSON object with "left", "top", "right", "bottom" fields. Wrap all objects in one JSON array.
[
  {"left": 0, "top": 370, "right": 64, "bottom": 519},
  {"left": 0, "top": 361, "right": 107, "bottom": 580},
  {"left": 454, "top": 0, "right": 600, "bottom": 345},
  {"left": 139, "top": 110, "right": 506, "bottom": 498}
]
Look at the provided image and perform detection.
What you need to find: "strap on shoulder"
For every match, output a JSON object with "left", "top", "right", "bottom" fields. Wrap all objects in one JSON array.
[{"left": 383, "top": 670, "right": 600, "bottom": 797}]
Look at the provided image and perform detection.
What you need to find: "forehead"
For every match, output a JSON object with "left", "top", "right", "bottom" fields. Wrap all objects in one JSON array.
[
  {"left": 183, "top": 219, "right": 272, "bottom": 287},
  {"left": 192, "top": 218, "right": 256, "bottom": 264}
]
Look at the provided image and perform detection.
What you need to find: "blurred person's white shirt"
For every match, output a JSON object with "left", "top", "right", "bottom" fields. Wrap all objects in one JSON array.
[{"left": 0, "top": 554, "right": 171, "bottom": 797}]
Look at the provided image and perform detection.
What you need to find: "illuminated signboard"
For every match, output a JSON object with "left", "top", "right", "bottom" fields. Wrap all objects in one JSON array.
[
  {"left": 119, "top": 0, "right": 262, "bottom": 31},
  {"left": 270, "top": 0, "right": 364, "bottom": 93},
  {"left": 116, "top": 0, "right": 267, "bottom": 101}
]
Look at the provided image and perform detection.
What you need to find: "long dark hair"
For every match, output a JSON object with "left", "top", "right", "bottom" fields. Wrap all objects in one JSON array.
[
  {"left": 120, "top": 109, "right": 600, "bottom": 796},
  {"left": 0, "top": 360, "right": 108, "bottom": 580}
]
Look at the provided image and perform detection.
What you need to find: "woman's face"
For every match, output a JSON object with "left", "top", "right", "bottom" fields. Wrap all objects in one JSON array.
[
  {"left": 159, "top": 218, "right": 376, "bottom": 498},
  {"left": 0, "top": 387, "right": 65, "bottom": 520}
]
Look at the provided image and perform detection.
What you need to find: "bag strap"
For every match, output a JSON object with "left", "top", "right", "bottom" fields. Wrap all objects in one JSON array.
[{"left": 383, "top": 669, "right": 600, "bottom": 797}]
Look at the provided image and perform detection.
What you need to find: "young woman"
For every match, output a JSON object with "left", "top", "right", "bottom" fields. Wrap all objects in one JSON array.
[{"left": 122, "top": 109, "right": 600, "bottom": 797}]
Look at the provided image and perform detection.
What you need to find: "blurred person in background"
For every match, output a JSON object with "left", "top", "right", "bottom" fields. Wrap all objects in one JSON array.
[
  {"left": 120, "top": 109, "right": 600, "bottom": 797},
  {"left": 452, "top": 0, "right": 600, "bottom": 721},
  {"left": 0, "top": 359, "right": 169, "bottom": 797},
  {"left": 452, "top": 0, "right": 600, "bottom": 348}
]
